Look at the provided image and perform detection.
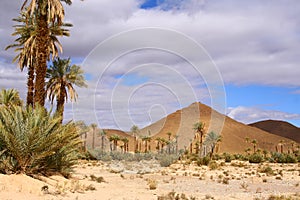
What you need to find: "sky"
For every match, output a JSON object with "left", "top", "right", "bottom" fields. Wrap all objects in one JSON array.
[{"left": 0, "top": 0, "right": 300, "bottom": 131}]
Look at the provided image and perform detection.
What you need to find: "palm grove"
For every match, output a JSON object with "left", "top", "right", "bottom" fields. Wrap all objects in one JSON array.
[{"left": 0, "top": 0, "right": 86, "bottom": 176}]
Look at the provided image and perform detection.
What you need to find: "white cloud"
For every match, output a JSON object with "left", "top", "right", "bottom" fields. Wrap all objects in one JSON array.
[
  {"left": 1, "top": 0, "right": 300, "bottom": 129},
  {"left": 227, "top": 106, "right": 300, "bottom": 124}
]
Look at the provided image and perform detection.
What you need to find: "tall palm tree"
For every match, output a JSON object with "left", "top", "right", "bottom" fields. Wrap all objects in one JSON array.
[
  {"left": 121, "top": 137, "right": 129, "bottom": 153},
  {"left": 109, "top": 135, "right": 120, "bottom": 151},
  {"left": 75, "top": 120, "right": 89, "bottom": 151},
  {"left": 193, "top": 122, "right": 205, "bottom": 156},
  {"left": 6, "top": 11, "right": 72, "bottom": 107},
  {"left": 90, "top": 123, "right": 97, "bottom": 150},
  {"left": 160, "top": 138, "right": 167, "bottom": 154},
  {"left": 130, "top": 125, "right": 139, "bottom": 152},
  {"left": 99, "top": 130, "right": 107, "bottom": 153},
  {"left": 142, "top": 136, "right": 152, "bottom": 153},
  {"left": 155, "top": 137, "right": 162, "bottom": 153},
  {"left": 20, "top": 0, "right": 72, "bottom": 107},
  {"left": 204, "top": 131, "right": 222, "bottom": 159},
  {"left": 46, "top": 57, "right": 87, "bottom": 119},
  {"left": 0, "top": 89, "right": 23, "bottom": 107},
  {"left": 167, "top": 132, "right": 172, "bottom": 154}
]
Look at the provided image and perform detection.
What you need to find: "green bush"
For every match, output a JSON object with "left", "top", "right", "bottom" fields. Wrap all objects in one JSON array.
[
  {"left": 270, "top": 153, "right": 297, "bottom": 163},
  {"left": 212, "top": 154, "right": 222, "bottom": 160},
  {"left": 258, "top": 166, "right": 274, "bottom": 176},
  {"left": 249, "top": 153, "right": 264, "bottom": 163},
  {"left": 284, "top": 154, "right": 297, "bottom": 163},
  {"left": 157, "top": 154, "right": 179, "bottom": 167},
  {"left": 233, "top": 154, "right": 247, "bottom": 161},
  {"left": 196, "top": 156, "right": 210, "bottom": 166},
  {"left": 0, "top": 106, "right": 81, "bottom": 176},
  {"left": 270, "top": 152, "right": 286, "bottom": 163},
  {"left": 223, "top": 153, "right": 233, "bottom": 163}
]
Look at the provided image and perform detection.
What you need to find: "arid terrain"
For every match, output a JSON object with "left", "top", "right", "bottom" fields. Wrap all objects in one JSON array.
[
  {"left": 250, "top": 120, "right": 300, "bottom": 143},
  {"left": 0, "top": 159, "right": 299, "bottom": 200}
]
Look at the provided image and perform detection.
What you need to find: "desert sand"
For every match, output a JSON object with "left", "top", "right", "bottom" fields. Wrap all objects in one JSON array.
[{"left": 0, "top": 160, "right": 299, "bottom": 200}]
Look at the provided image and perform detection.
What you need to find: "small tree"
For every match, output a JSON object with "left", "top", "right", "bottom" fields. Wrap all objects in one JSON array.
[
  {"left": 193, "top": 122, "right": 205, "bottom": 156},
  {"left": 204, "top": 131, "right": 222, "bottom": 159},
  {"left": 251, "top": 139, "right": 257, "bottom": 153}
]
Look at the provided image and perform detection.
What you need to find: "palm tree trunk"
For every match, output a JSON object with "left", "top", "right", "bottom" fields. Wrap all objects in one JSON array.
[
  {"left": 101, "top": 136, "right": 104, "bottom": 152},
  {"left": 56, "top": 85, "right": 66, "bottom": 122},
  {"left": 34, "top": 12, "right": 49, "bottom": 107},
  {"left": 92, "top": 128, "right": 95, "bottom": 150},
  {"left": 26, "top": 65, "right": 35, "bottom": 107}
]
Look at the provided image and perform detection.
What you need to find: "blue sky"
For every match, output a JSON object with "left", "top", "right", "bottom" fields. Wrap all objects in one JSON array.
[{"left": 0, "top": 0, "right": 300, "bottom": 130}]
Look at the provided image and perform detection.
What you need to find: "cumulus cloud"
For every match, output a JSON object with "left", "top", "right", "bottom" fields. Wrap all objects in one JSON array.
[
  {"left": 1, "top": 0, "right": 300, "bottom": 129},
  {"left": 227, "top": 106, "right": 300, "bottom": 124}
]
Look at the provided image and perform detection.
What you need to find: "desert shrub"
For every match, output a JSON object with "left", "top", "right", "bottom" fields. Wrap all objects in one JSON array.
[
  {"left": 197, "top": 156, "right": 210, "bottom": 166},
  {"left": 157, "top": 154, "right": 179, "bottom": 167},
  {"left": 147, "top": 178, "right": 157, "bottom": 190},
  {"left": 258, "top": 166, "right": 274, "bottom": 176},
  {"left": 187, "top": 153, "right": 199, "bottom": 162},
  {"left": 233, "top": 154, "right": 247, "bottom": 161},
  {"left": 212, "top": 154, "right": 222, "bottom": 160},
  {"left": 90, "top": 174, "right": 106, "bottom": 183},
  {"left": 208, "top": 160, "right": 219, "bottom": 170},
  {"left": 285, "top": 154, "right": 297, "bottom": 163},
  {"left": 249, "top": 153, "right": 264, "bottom": 163},
  {"left": 142, "top": 152, "right": 154, "bottom": 160},
  {"left": 270, "top": 153, "right": 297, "bottom": 163},
  {"left": 0, "top": 105, "right": 81, "bottom": 176},
  {"left": 223, "top": 153, "right": 233, "bottom": 163},
  {"left": 101, "top": 154, "right": 112, "bottom": 162},
  {"left": 270, "top": 152, "right": 285, "bottom": 163}
]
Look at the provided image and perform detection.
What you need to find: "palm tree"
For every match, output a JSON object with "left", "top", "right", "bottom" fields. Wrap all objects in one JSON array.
[
  {"left": 160, "top": 138, "right": 167, "bottom": 154},
  {"left": 0, "top": 89, "right": 23, "bottom": 107},
  {"left": 251, "top": 139, "right": 257, "bottom": 153},
  {"left": 155, "top": 137, "right": 162, "bottom": 153},
  {"left": 278, "top": 140, "right": 285, "bottom": 153},
  {"left": 46, "top": 57, "right": 87, "bottom": 119},
  {"left": 6, "top": 11, "right": 72, "bottom": 107},
  {"left": 109, "top": 135, "right": 120, "bottom": 151},
  {"left": 167, "top": 132, "right": 172, "bottom": 154},
  {"left": 193, "top": 122, "right": 205, "bottom": 156},
  {"left": 130, "top": 125, "right": 139, "bottom": 152},
  {"left": 121, "top": 137, "right": 129, "bottom": 153},
  {"left": 90, "top": 123, "right": 97, "bottom": 150},
  {"left": 204, "top": 131, "right": 222, "bottom": 159},
  {"left": 75, "top": 121, "right": 89, "bottom": 151},
  {"left": 99, "top": 130, "right": 107, "bottom": 153},
  {"left": 142, "top": 136, "right": 151, "bottom": 153},
  {"left": 20, "top": 0, "right": 72, "bottom": 107}
]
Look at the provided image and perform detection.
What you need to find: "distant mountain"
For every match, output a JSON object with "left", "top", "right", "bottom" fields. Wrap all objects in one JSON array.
[
  {"left": 138, "top": 102, "right": 297, "bottom": 153},
  {"left": 85, "top": 102, "right": 298, "bottom": 153},
  {"left": 249, "top": 120, "right": 300, "bottom": 143}
]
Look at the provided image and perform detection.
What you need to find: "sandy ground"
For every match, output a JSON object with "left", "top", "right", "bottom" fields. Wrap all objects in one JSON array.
[{"left": 0, "top": 160, "right": 299, "bottom": 200}]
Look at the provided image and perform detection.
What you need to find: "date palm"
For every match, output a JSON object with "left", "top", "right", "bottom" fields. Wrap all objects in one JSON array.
[
  {"left": 90, "top": 123, "right": 97, "bottom": 150},
  {"left": 193, "top": 122, "right": 205, "bottom": 156},
  {"left": 6, "top": 12, "right": 71, "bottom": 107},
  {"left": 109, "top": 135, "right": 120, "bottom": 151},
  {"left": 0, "top": 89, "right": 23, "bottom": 107},
  {"left": 130, "top": 125, "right": 139, "bottom": 152},
  {"left": 204, "top": 131, "right": 221, "bottom": 159},
  {"left": 46, "top": 57, "right": 87, "bottom": 120},
  {"left": 99, "top": 130, "right": 107, "bottom": 153},
  {"left": 20, "top": 0, "right": 72, "bottom": 107}
]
